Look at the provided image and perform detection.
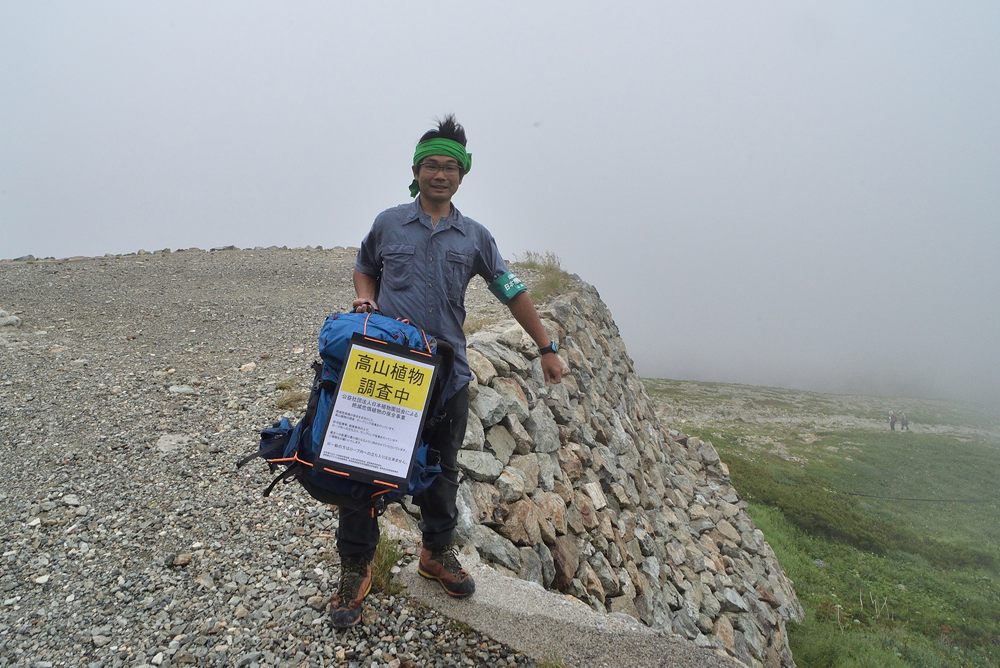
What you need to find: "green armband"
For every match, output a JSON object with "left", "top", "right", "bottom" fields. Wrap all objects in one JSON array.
[{"left": 488, "top": 271, "right": 527, "bottom": 304}]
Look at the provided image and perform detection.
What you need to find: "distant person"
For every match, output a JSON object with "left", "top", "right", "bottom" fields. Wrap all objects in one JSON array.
[
  {"left": 889, "top": 411, "right": 897, "bottom": 431},
  {"left": 329, "top": 114, "right": 563, "bottom": 628},
  {"left": 900, "top": 413, "right": 909, "bottom": 430}
]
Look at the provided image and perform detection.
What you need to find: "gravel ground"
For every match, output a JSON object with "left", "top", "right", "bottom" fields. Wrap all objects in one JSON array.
[{"left": 0, "top": 247, "right": 542, "bottom": 668}]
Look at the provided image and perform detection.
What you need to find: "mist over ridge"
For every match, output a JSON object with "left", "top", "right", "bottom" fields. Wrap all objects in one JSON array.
[{"left": 2, "top": 2, "right": 997, "bottom": 409}]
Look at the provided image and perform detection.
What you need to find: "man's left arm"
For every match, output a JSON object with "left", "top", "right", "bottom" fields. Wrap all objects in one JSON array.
[
  {"left": 506, "top": 291, "right": 562, "bottom": 385},
  {"left": 475, "top": 229, "right": 561, "bottom": 384}
]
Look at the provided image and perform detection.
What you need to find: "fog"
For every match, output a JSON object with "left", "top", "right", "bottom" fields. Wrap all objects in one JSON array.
[{"left": 2, "top": 2, "right": 998, "bottom": 406}]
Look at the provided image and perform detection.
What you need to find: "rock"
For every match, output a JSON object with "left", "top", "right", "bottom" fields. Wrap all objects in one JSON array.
[
  {"left": 525, "top": 405, "right": 560, "bottom": 453},
  {"left": 518, "top": 547, "right": 543, "bottom": 585},
  {"left": 171, "top": 552, "right": 193, "bottom": 567},
  {"left": 589, "top": 551, "right": 621, "bottom": 597},
  {"left": 715, "top": 519, "right": 742, "bottom": 544},
  {"left": 582, "top": 481, "right": 608, "bottom": 510},
  {"left": 756, "top": 585, "right": 781, "bottom": 609},
  {"left": 534, "top": 541, "right": 556, "bottom": 588},
  {"left": 573, "top": 490, "right": 600, "bottom": 531},
  {"left": 239, "top": 362, "right": 257, "bottom": 372},
  {"left": 468, "top": 482, "right": 504, "bottom": 526},
  {"left": 470, "top": 384, "right": 506, "bottom": 427},
  {"left": 671, "top": 608, "right": 700, "bottom": 639},
  {"left": 457, "top": 450, "right": 503, "bottom": 482},
  {"left": 550, "top": 535, "right": 580, "bottom": 591},
  {"left": 61, "top": 494, "right": 81, "bottom": 507},
  {"left": 236, "top": 652, "right": 262, "bottom": 667},
  {"left": 472, "top": 525, "right": 522, "bottom": 571},
  {"left": 700, "top": 584, "right": 721, "bottom": 618},
  {"left": 556, "top": 447, "right": 584, "bottom": 480},
  {"left": 463, "top": 412, "right": 485, "bottom": 450},
  {"left": 507, "top": 454, "right": 539, "bottom": 494},
  {"left": 714, "top": 614, "right": 736, "bottom": 652},
  {"left": 722, "top": 588, "right": 750, "bottom": 613},
  {"left": 495, "top": 466, "right": 527, "bottom": 503},
  {"left": 578, "top": 560, "right": 606, "bottom": 604},
  {"left": 466, "top": 348, "right": 497, "bottom": 385},
  {"left": 498, "top": 498, "right": 542, "bottom": 546},
  {"left": 740, "top": 529, "right": 764, "bottom": 554},
  {"left": 491, "top": 377, "right": 530, "bottom": 422},
  {"left": 167, "top": 385, "right": 196, "bottom": 395},
  {"left": 469, "top": 339, "right": 510, "bottom": 376},
  {"left": 156, "top": 434, "right": 190, "bottom": 453},
  {"left": 534, "top": 491, "right": 567, "bottom": 536},
  {"left": 698, "top": 445, "right": 720, "bottom": 466},
  {"left": 504, "top": 414, "right": 534, "bottom": 453},
  {"left": 92, "top": 635, "right": 111, "bottom": 647},
  {"left": 484, "top": 424, "right": 516, "bottom": 466},
  {"left": 736, "top": 616, "right": 767, "bottom": 661},
  {"left": 536, "top": 452, "right": 559, "bottom": 491}
]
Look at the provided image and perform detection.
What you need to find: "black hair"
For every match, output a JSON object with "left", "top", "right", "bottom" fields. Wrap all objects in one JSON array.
[{"left": 418, "top": 114, "right": 467, "bottom": 147}]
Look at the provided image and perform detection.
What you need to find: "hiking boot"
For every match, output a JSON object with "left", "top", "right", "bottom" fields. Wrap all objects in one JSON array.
[
  {"left": 418, "top": 544, "right": 475, "bottom": 598},
  {"left": 329, "top": 558, "right": 372, "bottom": 628}
]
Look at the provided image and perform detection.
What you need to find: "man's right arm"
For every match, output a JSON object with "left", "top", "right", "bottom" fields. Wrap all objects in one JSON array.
[{"left": 352, "top": 269, "right": 379, "bottom": 313}]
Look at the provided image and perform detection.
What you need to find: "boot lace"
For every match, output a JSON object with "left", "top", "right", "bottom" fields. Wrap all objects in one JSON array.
[
  {"left": 338, "top": 559, "right": 368, "bottom": 600},
  {"left": 432, "top": 544, "right": 464, "bottom": 576}
]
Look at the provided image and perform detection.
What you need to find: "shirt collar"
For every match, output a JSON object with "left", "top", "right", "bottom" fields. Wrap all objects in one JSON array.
[{"left": 404, "top": 197, "right": 467, "bottom": 235}]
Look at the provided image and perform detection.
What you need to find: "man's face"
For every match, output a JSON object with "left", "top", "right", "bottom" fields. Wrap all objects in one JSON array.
[{"left": 412, "top": 155, "right": 463, "bottom": 205}]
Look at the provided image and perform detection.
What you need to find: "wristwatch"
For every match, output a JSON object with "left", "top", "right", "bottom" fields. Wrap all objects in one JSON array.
[{"left": 538, "top": 341, "right": 558, "bottom": 356}]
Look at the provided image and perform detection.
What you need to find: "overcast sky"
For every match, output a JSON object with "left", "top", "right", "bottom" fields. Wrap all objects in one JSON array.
[{"left": 2, "top": 2, "right": 998, "bottom": 407}]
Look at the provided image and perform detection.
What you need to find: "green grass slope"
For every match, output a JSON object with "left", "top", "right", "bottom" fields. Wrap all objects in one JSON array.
[{"left": 644, "top": 379, "right": 1000, "bottom": 668}]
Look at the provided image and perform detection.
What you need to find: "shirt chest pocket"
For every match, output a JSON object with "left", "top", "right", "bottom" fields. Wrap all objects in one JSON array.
[
  {"left": 445, "top": 250, "right": 474, "bottom": 302},
  {"left": 380, "top": 244, "right": 416, "bottom": 291}
]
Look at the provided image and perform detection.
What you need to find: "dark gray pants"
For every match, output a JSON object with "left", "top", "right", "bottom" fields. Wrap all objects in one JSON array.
[{"left": 334, "top": 384, "right": 468, "bottom": 562}]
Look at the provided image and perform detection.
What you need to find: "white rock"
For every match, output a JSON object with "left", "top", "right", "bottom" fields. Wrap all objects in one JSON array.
[{"left": 156, "top": 434, "right": 190, "bottom": 453}]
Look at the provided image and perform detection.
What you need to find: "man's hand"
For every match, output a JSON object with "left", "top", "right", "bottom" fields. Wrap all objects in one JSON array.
[
  {"left": 352, "top": 297, "right": 378, "bottom": 313},
  {"left": 540, "top": 352, "right": 562, "bottom": 385},
  {"left": 505, "top": 291, "right": 563, "bottom": 386},
  {"left": 352, "top": 270, "right": 380, "bottom": 313}
]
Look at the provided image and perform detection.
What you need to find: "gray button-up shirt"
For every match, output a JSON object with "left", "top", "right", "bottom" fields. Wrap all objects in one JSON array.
[{"left": 355, "top": 199, "right": 511, "bottom": 401}]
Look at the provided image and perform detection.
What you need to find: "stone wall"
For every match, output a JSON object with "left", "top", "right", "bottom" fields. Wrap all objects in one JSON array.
[{"left": 439, "top": 283, "right": 803, "bottom": 668}]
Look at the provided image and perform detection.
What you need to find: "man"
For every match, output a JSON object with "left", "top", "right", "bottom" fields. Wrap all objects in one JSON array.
[{"left": 329, "top": 115, "right": 562, "bottom": 628}]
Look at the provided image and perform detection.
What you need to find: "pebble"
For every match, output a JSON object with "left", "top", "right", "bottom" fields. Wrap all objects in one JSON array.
[{"left": 0, "top": 249, "right": 541, "bottom": 668}]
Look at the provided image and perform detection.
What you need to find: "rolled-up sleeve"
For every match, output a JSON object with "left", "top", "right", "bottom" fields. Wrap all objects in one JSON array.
[
  {"left": 355, "top": 224, "right": 381, "bottom": 277},
  {"left": 475, "top": 230, "right": 509, "bottom": 283}
]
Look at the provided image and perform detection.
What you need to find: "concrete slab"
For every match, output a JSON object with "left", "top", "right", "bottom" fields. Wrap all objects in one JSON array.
[{"left": 399, "top": 551, "right": 743, "bottom": 668}]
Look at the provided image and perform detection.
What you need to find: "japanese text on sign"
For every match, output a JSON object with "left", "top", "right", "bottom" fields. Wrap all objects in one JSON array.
[
  {"left": 317, "top": 341, "right": 437, "bottom": 480},
  {"left": 345, "top": 348, "right": 430, "bottom": 411}
]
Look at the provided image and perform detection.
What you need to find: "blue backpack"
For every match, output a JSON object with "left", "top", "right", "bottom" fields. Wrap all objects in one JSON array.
[{"left": 239, "top": 312, "right": 454, "bottom": 515}]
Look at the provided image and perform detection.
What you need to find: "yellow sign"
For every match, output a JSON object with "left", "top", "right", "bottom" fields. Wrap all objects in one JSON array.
[{"left": 340, "top": 345, "right": 433, "bottom": 412}]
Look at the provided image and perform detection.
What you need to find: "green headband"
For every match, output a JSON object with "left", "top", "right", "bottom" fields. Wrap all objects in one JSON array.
[{"left": 409, "top": 138, "right": 472, "bottom": 197}]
